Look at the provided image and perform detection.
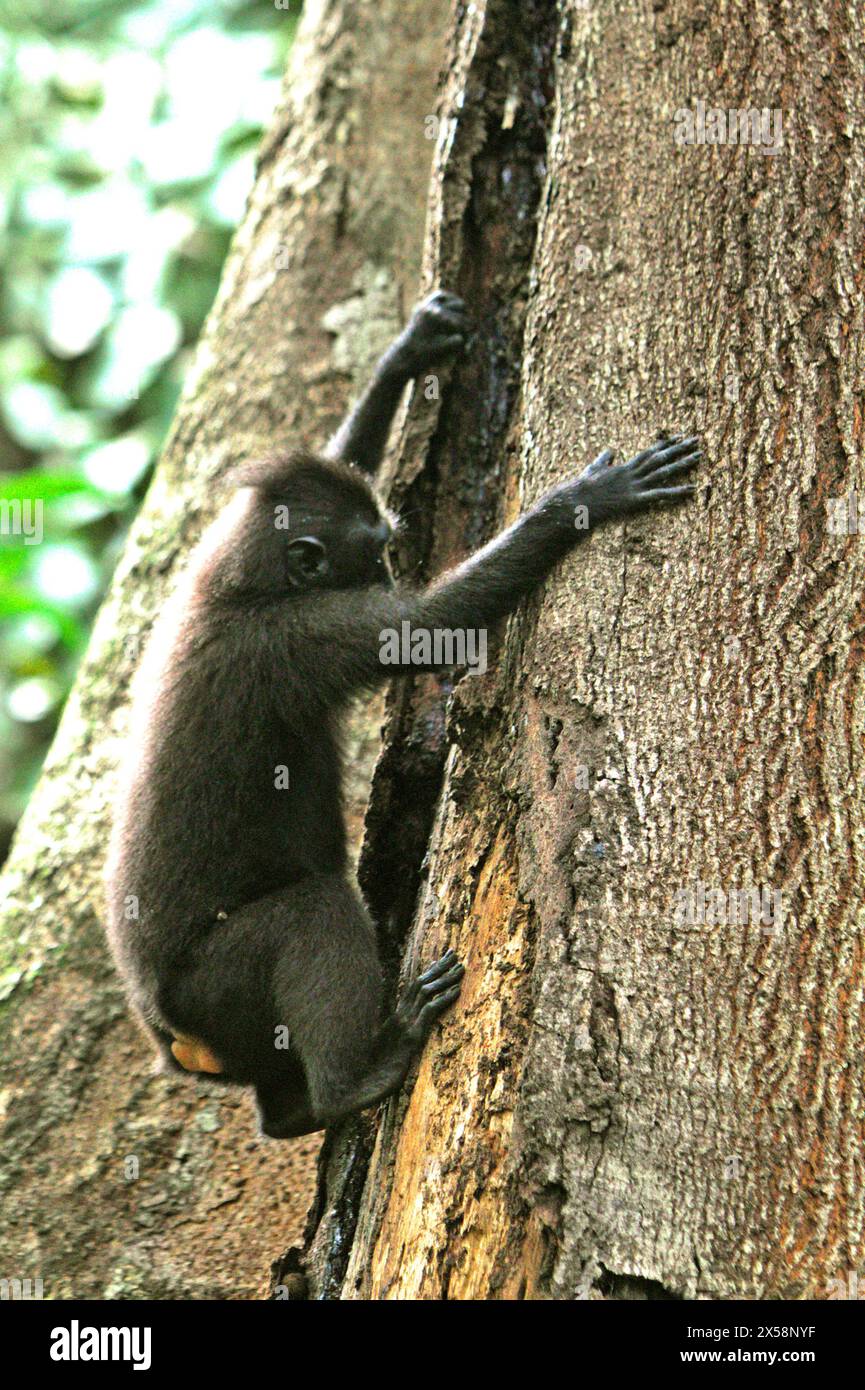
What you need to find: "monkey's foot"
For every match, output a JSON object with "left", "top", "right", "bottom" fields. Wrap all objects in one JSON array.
[{"left": 397, "top": 948, "right": 465, "bottom": 1043}]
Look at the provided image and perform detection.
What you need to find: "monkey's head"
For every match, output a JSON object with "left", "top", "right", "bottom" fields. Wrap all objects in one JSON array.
[{"left": 207, "top": 450, "right": 396, "bottom": 599}]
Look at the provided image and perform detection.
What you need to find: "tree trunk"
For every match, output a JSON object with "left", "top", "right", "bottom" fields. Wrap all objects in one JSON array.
[
  {"left": 301, "top": 0, "right": 865, "bottom": 1300},
  {"left": 0, "top": 0, "right": 448, "bottom": 1300}
]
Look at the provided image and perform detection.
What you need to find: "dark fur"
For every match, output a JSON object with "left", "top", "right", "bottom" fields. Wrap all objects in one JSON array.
[{"left": 106, "top": 292, "right": 701, "bottom": 1136}]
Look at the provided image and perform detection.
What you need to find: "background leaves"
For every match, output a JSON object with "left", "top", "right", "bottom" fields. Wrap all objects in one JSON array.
[{"left": 0, "top": 0, "right": 298, "bottom": 858}]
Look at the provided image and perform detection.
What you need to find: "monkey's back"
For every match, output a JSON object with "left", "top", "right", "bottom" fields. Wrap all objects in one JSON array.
[{"left": 105, "top": 533, "right": 348, "bottom": 1022}]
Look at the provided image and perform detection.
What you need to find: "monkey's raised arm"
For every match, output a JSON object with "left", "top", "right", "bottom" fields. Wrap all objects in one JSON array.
[
  {"left": 325, "top": 291, "right": 471, "bottom": 475},
  {"left": 416, "top": 437, "right": 700, "bottom": 634},
  {"left": 291, "top": 435, "right": 701, "bottom": 699}
]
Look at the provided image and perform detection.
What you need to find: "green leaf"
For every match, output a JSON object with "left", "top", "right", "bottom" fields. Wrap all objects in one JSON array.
[
  {"left": 0, "top": 471, "right": 103, "bottom": 502},
  {"left": 0, "top": 582, "right": 85, "bottom": 648}
]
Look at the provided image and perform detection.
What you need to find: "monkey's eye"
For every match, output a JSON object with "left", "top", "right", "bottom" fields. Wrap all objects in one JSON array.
[{"left": 286, "top": 535, "right": 328, "bottom": 587}]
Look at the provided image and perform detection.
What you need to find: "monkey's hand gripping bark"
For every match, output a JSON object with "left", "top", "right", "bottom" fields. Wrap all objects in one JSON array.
[
  {"left": 568, "top": 437, "right": 698, "bottom": 521},
  {"left": 387, "top": 290, "right": 471, "bottom": 375},
  {"left": 326, "top": 290, "right": 471, "bottom": 474}
]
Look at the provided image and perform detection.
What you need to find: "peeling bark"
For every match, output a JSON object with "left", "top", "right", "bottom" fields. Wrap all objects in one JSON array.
[
  {"left": 302, "top": 0, "right": 865, "bottom": 1300},
  {"left": 0, "top": 0, "right": 448, "bottom": 1299}
]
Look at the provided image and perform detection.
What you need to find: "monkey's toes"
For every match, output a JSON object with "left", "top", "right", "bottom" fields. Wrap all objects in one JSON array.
[
  {"left": 400, "top": 952, "right": 465, "bottom": 1038},
  {"left": 418, "top": 947, "right": 460, "bottom": 985},
  {"left": 413, "top": 978, "right": 463, "bottom": 1037},
  {"left": 419, "top": 960, "right": 465, "bottom": 999}
]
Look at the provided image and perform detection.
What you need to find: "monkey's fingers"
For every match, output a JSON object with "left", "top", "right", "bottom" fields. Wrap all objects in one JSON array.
[
  {"left": 433, "top": 304, "right": 471, "bottom": 330},
  {"left": 638, "top": 484, "right": 697, "bottom": 505},
  {"left": 414, "top": 293, "right": 471, "bottom": 336},
  {"left": 633, "top": 435, "right": 700, "bottom": 476},
  {"left": 398, "top": 948, "right": 459, "bottom": 1013},
  {"left": 627, "top": 434, "right": 684, "bottom": 468},
  {"left": 584, "top": 447, "right": 616, "bottom": 475},
  {"left": 423, "top": 332, "right": 471, "bottom": 360},
  {"left": 400, "top": 292, "right": 472, "bottom": 371},
  {"left": 640, "top": 451, "right": 702, "bottom": 487},
  {"left": 414, "top": 291, "right": 475, "bottom": 346},
  {"left": 425, "top": 289, "right": 469, "bottom": 319}
]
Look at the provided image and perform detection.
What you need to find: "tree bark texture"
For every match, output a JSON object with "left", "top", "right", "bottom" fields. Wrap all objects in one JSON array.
[
  {"left": 301, "top": 0, "right": 865, "bottom": 1300},
  {"left": 0, "top": 0, "right": 448, "bottom": 1299}
]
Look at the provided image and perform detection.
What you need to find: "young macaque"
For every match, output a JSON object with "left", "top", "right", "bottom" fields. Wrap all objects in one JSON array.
[{"left": 106, "top": 291, "right": 701, "bottom": 1136}]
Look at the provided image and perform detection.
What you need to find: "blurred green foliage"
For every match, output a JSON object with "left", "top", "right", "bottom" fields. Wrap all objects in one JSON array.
[{"left": 0, "top": 0, "right": 298, "bottom": 858}]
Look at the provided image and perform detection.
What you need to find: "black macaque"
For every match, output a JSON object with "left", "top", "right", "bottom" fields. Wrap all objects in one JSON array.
[{"left": 106, "top": 290, "right": 701, "bottom": 1137}]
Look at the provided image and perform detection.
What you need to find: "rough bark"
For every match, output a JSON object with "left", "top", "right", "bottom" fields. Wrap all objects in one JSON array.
[
  {"left": 0, "top": 0, "right": 448, "bottom": 1300},
  {"left": 301, "top": 0, "right": 865, "bottom": 1300}
]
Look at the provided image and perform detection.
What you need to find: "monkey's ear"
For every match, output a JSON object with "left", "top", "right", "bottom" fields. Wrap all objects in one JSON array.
[{"left": 286, "top": 535, "right": 328, "bottom": 586}]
